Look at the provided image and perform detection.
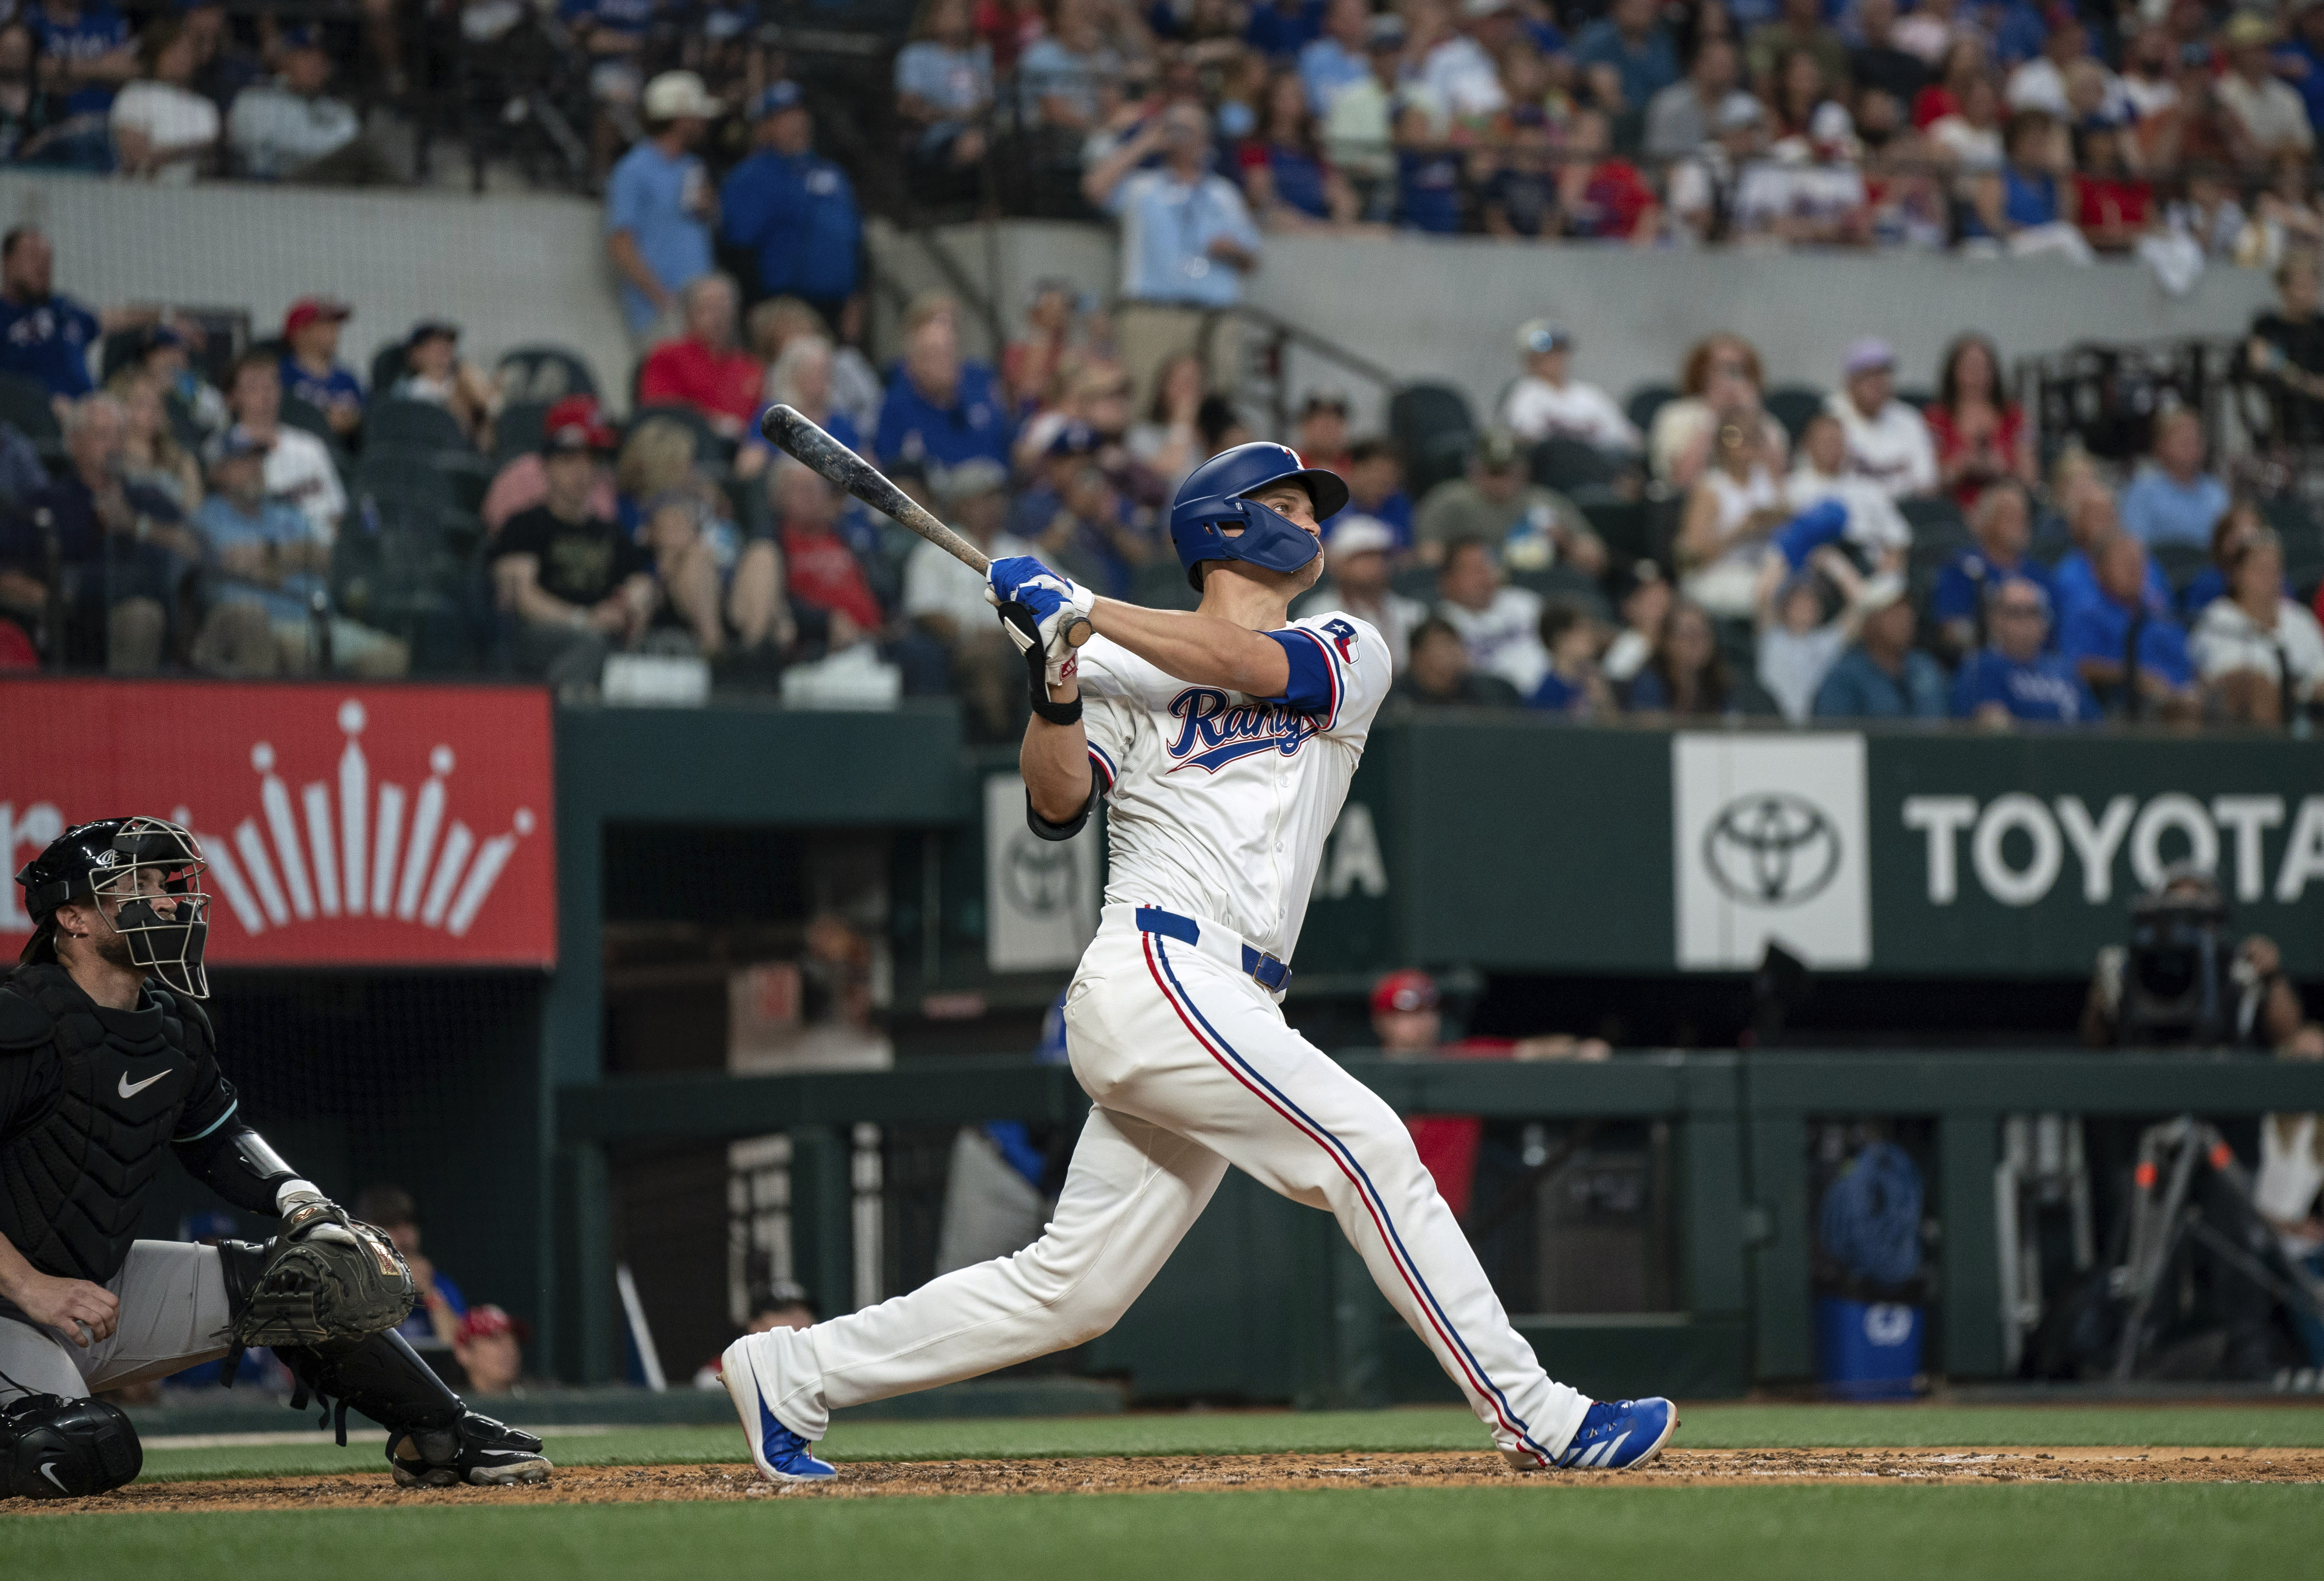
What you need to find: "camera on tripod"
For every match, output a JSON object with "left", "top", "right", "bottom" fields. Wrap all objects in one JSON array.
[{"left": 2118, "top": 881, "right": 2238, "bottom": 1047}]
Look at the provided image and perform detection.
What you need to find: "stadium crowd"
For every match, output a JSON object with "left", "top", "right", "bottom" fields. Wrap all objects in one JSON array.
[
  {"left": 1, "top": 192, "right": 2321, "bottom": 732},
  {"left": 900, "top": 0, "right": 2324, "bottom": 264}
]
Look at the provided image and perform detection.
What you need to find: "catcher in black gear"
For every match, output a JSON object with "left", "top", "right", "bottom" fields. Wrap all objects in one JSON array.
[{"left": 0, "top": 818, "right": 551, "bottom": 1499}]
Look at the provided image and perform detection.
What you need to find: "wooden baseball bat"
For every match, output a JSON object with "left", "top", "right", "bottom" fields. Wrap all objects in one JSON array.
[{"left": 758, "top": 404, "right": 1092, "bottom": 648}]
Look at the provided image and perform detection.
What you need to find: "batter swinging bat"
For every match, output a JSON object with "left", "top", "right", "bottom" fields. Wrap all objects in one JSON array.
[{"left": 757, "top": 404, "right": 1092, "bottom": 648}]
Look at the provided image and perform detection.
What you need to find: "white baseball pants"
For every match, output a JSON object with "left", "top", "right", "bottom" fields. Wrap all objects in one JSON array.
[{"left": 737, "top": 907, "right": 1589, "bottom": 1465}]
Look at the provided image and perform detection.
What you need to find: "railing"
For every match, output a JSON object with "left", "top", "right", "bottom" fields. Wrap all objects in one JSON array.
[{"left": 554, "top": 1048, "right": 2324, "bottom": 1397}]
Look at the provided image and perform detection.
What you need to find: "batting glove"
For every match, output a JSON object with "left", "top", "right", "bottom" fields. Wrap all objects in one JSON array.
[{"left": 985, "top": 556, "right": 1095, "bottom": 688}]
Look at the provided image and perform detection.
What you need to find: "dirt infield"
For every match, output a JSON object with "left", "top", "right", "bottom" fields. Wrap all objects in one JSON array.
[{"left": 8, "top": 1446, "right": 2322, "bottom": 1515}]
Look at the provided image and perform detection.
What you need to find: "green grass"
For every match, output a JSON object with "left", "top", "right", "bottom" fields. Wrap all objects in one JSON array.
[
  {"left": 7, "top": 1486, "right": 2321, "bottom": 1581},
  {"left": 128, "top": 1402, "right": 2324, "bottom": 1484}
]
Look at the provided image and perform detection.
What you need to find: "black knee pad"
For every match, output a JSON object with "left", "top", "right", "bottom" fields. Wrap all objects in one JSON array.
[
  {"left": 216, "top": 1236, "right": 274, "bottom": 1322},
  {"left": 0, "top": 1393, "right": 142, "bottom": 1499}
]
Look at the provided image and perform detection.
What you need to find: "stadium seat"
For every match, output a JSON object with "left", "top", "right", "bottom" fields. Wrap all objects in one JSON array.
[
  {"left": 368, "top": 339, "right": 410, "bottom": 398},
  {"left": 495, "top": 344, "right": 599, "bottom": 404},
  {"left": 1764, "top": 386, "right": 1828, "bottom": 445},
  {"left": 1530, "top": 435, "right": 1621, "bottom": 494},
  {"left": 366, "top": 398, "right": 471, "bottom": 453},
  {"left": 1388, "top": 383, "right": 1476, "bottom": 500},
  {"left": 1392, "top": 564, "right": 1438, "bottom": 602},
  {"left": 1513, "top": 564, "right": 1613, "bottom": 620},
  {"left": 494, "top": 400, "right": 552, "bottom": 465},
  {"left": 0, "top": 372, "right": 64, "bottom": 464},
  {"left": 1625, "top": 383, "right": 1678, "bottom": 438},
  {"left": 1899, "top": 496, "right": 1969, "bottom": 547},
  {"left": 2262, "top": 495, "right": 2324, "bottom": 562},
  {"left": 1580, "top": 498, "right": 1651, "bottom": 564},
  {"left": 2150, "top": 541, "right": 2210, "bottom": 591},
  {"left": 280, "top": 393, "right": 341, "bottom": 449}
]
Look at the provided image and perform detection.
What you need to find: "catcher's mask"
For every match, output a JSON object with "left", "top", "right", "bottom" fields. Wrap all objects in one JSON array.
[{"left": 15, "top": 816, "right": 213, "bottom": 998}]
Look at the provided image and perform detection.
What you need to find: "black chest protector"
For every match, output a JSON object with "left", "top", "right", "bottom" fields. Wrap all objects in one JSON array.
[{"left": 0, "top": 965, "right": 203, "bottom": 1285}]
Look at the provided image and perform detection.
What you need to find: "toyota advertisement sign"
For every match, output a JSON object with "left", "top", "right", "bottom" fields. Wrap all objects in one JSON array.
[
  {"left": 1, "top": 679, "right": 556, "bottom": 968},
  {"left": 1662, "top": 730, "right": 2324, "bottom": 976}
]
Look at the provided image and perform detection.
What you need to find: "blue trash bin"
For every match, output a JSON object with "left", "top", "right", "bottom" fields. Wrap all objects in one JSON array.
[{"left": 1814, "top": 1296, "right": 1924, "bottom": 1401}]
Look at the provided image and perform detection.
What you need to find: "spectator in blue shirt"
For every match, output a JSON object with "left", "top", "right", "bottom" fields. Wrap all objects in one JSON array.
[
  {"left": 604, "top": 70, "right": 720, "bottom": 343},
  {"left": 2059, "top": 528, "right": 2199, "bottom": 720},
  {"left": 0, "top": 227, "right": 106, "bottom": 398},
  {"left": 1395, "top": 101, "right": 1465, "bottom": 233},
  {"left": 2052, "top": 486, "right": 2170, "bottom": 624},
  {"left": 1811, "top": 579, "right": 1948, "bottom": 718},
  {"left": 1299, "top": 0, "right": 1370, "bottom": 114},
  {"left": 721, "top": 82, "right": 862, "bottom": 327},
  {"left": 0, "top": 393, "right": 196, "bottom": 671},
  {"left": 1344, "top": 438, "right": 1414, "bottom": 548},
  {"left": 27, "top": 0, "right": 134, "bottom": 169},
  {"left": 1083, "top": 100, "right": 1262, "bottom": 309},
  {"left": 1573, "top": 0, "right": 1681, "bottom": 114},
  {"left": 2276, "top": 4, "right": 2324, "bottom": 138},
  {"left": 875, "top": 306, "right": 1012, "bottom": 472},
  {"left": 1952, "top": 577, "right": 2098, "bottom": 725},
  {"left": 894, "top": 0, "right": 994, "bottom": 170},
  {"left": 2120, "top": 408, "right": 2232, "bottom": 547},
  {"left": 277, "top": 296, "right": 363, "bottom": 442},
  {"left": 1929, "top": 481, "right": 2054, "bottom": 662},
  {"left": 1247, "top": 0, "right": 1326, "bottom": 60}
]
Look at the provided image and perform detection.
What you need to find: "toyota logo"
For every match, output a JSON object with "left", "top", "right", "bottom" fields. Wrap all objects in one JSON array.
[
  {"left": 1702, "top": 792, "right": 1841, "bottom": 908},
  {"left": 1003, "top": 833, "right": 1079, "bottom": 917}
]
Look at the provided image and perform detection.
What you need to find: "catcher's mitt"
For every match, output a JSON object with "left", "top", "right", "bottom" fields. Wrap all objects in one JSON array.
[{"left": 232, "top": 1203, "right": 416, "bottom": 1347}]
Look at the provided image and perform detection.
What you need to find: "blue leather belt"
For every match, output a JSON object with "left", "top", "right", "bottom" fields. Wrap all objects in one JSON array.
[{"left": 1134, "top": 906, "right": 1293, "bottom": 992}]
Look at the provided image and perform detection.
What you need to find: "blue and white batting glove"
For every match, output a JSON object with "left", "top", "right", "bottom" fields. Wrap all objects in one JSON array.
[{"left": 985, "top": 556, "right": 1095, "bottom": 686}]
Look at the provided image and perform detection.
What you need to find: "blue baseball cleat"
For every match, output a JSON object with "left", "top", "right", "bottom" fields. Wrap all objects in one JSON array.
[
  {"left": 721, "top": 1336, "right": 837, "bottom": 1483},
  {"left": 1548, "top": 1397, "right": 1679, "bottom": 1470}
]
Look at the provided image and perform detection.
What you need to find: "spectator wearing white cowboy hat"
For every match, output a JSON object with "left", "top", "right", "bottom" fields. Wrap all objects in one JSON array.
[
  {"left": 606, "top": 70, "right": 723, "bottom": 346},
  {"left": 1499, "top": 319, "right": 1641, "bottom": 454},
  {"left": 1296, "top": 516, "right": 1428, "bottom": 671}
]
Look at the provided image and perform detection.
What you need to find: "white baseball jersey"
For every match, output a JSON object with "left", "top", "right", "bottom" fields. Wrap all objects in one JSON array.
[
  {"left": 1073, "top": 612, "right": 1393, "bottom": 965},
  {"left": 729, "top": 600, "right": 1591, "bottom": 1471}
]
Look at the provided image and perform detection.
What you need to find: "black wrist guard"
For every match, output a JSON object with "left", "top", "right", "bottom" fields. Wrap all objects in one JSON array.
[{"left": 1000, "top": 601, "right": 1082, "bottom": 726}]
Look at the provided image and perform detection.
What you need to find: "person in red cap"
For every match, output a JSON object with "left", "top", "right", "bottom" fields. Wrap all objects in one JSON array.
[
  {"left": 278, "top": 296, "right": 363, "bottom": 439},
  {"left": 489, "top": 403, "right": 656, "bottom": 686},
  {"left": 1370, "top": 968, "right": 1611, "bottom": 1220},
  {"left": 453, "top": 1305, "right": 527, "bottom": 1397},
  {"left": 482, "top": 395, "right": 621, "bottom": 531}
]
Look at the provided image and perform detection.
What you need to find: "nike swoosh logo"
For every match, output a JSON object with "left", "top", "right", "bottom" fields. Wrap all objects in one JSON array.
[
  {"left": 118, "top": 1069, "right": 170, "bottom": 1099},
  {"left": 40, "top": 1461, "right": 67, "bottom": 1492}
]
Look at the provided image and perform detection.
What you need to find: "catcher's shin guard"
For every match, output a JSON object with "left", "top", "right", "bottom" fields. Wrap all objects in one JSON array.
[{"left": 274, "top": 1329, "right": 464, "bottom": 1445}]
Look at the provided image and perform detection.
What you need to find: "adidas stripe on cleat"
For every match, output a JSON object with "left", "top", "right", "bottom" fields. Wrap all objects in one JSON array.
[{"left": 1547, "top": 1397, "right": 1678, "bottom": 1471}]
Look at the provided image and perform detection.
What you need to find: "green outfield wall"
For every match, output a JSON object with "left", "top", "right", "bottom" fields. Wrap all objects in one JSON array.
[{"left": 527, "top": 706, "right": 2324, "bottom": 1396}]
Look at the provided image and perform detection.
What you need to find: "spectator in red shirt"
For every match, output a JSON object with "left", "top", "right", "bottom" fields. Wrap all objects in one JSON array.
[
  {"left": 2074, "top": 123, "right": 2153, "bottom": 254},
  {"left": 1371, "top": 969, "right": 1612, "bottom": 1220},
  {"left": 1924, "top": 333, "right": 2036, "bottom": 508},
  {"left": 637, "top": 273, "right": 764, "bottom": 439},
  {"left": 773, "top": 458, "right": 884, "bottom": 651},
  {"left": 1558, "top": 109, "right": 1660, "bottom": 242}
]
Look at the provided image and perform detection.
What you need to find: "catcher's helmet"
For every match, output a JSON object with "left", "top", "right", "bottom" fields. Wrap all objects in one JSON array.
[
  {"left": 14, "top": 816, "right": 213, "bottom": 998},
  {"left": 1167, "top": 441, "right": 1348, "bottom": 591}
]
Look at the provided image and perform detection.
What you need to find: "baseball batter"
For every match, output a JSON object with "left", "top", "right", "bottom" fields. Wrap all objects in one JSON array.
[{"left": 723, "top": 444, "right": 1675, "bottom": 1479}]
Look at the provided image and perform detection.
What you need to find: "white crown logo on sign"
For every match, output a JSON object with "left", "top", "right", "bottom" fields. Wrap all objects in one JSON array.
[{"left": 178, "top": 700, "right": 534, "bottom": 940}]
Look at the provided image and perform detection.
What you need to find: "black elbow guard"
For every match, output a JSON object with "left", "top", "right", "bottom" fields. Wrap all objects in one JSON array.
[
  {"left": 229, "top": 1128, "right": 299, "bottom": 1191},
  {"left": 1026, "top": 774, "right": 1097, "bottom": 842},
  {"left": 181, "top": 1124, "right": 299, "bottom": 1215}
]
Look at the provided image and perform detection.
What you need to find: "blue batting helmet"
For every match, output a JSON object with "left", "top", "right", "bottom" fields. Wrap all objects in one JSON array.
[{"left": 1167, "top": 442, "right": 1349, "bottom": 591}]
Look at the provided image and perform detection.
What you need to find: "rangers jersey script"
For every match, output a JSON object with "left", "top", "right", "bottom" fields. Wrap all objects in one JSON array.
[{"left": 1075, "top": 613, "right": 1392, "bottom": 965}]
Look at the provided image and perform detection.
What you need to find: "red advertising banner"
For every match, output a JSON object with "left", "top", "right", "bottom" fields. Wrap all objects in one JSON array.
[{"left": 1, "top": 680, "right": 556, "bottom": 968}]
